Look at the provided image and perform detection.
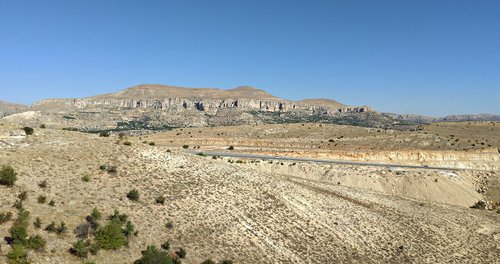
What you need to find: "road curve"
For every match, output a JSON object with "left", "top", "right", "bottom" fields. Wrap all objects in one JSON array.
[{"left": 186, "top": 150, "right": 466, "bottom": 171}]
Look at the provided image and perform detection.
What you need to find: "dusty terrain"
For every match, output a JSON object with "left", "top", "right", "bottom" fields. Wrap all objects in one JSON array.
[
  {"left": 0, "top": 120, "right": 499, "bottom": 263},
  {"left": 145, "top": 122, "right": 500, "bottom": 169}
]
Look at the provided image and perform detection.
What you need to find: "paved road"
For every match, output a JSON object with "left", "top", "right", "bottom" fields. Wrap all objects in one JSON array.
[{"left": 187, "top": 150, "right": 465, "bottom": 171}]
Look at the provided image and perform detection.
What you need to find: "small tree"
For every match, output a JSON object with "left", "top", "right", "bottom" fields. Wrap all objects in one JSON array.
[
  {"left": 0, "top": 164, "right": 17, "bottom": 187},
  {"left": 95, "top": 221, "right": 127, "bottom": 250},
  {"left": 134, "top": 245, "right": 173, "bottom": 264}
]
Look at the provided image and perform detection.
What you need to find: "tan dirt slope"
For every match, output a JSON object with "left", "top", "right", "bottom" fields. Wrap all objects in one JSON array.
[{"left": 0, "top": 124, "right": 499, "bottom": 263}]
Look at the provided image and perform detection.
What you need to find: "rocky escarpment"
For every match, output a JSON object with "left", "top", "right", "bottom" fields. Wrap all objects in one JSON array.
[
  {"left": 66, "top": 97, "right": 370, "bottom": 114},
  {"left": 33, "top": 84, "right": 371, "bottom": 115}
]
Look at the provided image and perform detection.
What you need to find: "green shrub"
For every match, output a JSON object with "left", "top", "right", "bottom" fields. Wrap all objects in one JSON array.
[
  {"left": 123, "top": 221, "right": 135, "bottom": 237},
  {"left": 9, "top": 210, "right": 30, "bottom": 246},
  {"left": 176, "top": 248, "right": 186, "bottom": 258},
  {"left": 99, "top": 165, "right": 107, "bottom": 171},
  {"left": 182, "top": 145, "right": 189, "bottom": 149},
  {"left": 471, "top": 200, "right": 487, "bottom": 209},
  {"left": 0, "top": 211, "right": 13, "bottom": 224},
  {"left": 108, "top": 210, "right": 128, "bottom": 225},
  {"left": 26, "top": 235, "right": 46, "bottom": 251},
  {"left": 70, "top": 239, "right": 89, "bottom": 258},
  {"left": 127, "top": 189, "right": 140, "bottom": 201},
  {"left": 18, "top": 191, "right": 28, "bottom": 201},
  {"left": 123, "top": 141, "right": 132, "bottom": 146},
  {"left": 89, "top": 242, "right": 100, "bottom": 255},
  {"left": 134, "top": 245, "right": 173, "bottom": 264},
  {"left": 161, "top": 240, "right": 170, "bottom": 250},
  {"left": 202, "top": 259, "right": 216, "bottom": 264},
  {"left": 23, "top": 127, "right": 34, "bottom": 135},
  {"left": 0, "top": 164, "right": 17, "bottom": 187},
  {"left": 38, "top": 180, "right": 48, "bottom": 188},
  {"left": 90, "top": 208, "right": 102, "bottom": 221},
  {"left": 220, "top": 260, "right": 233, "bottom": 264},
  {"left": 37, "top": 195, "right": 46, "bottom": 204},
  {"left": 10, "top": 221, "right": 28, "bottom": 245},
  {"left": 33, "top": 217, "right": 42, "bottom": 229},
  {"left": 227, "top": 146, "right": 234, "bottom": 150},
  {"left": 56, "top": 221, "right": 67, "bottom": 234},
  {"left": 155, "top": 196, "right": 166, "bottom": 205},
  {"left": 149, "top": 142, "right": 156, "bottom": 146},
  {"left": 44, "top": 221, "right": 57, "bottom": 233},
  {"left": 12, "top": 200, "right": 23, "bottom": 211},
  {"left": 82, "top": 174, "right": 91, "bottom": 182},
  {"left": 95, "top": 221, "right": 127, "bottom": 250},
  {"left": 7, "top": 245, "right": 29, "bottom": 264},
  {"left": 40, "top": 124, "right": 46, "bottom": 129},
  {"left": 48, "top": 200, "right": 55, "bottom": 206},
  {"left": 107, "top": 165, "right": 117, "bottom": 174},
  {"left": 99, "top": 131, "right": 110, "bottom": 137},
  {"left": 165, "top": 220, "right": 173, "bottom": 229}
]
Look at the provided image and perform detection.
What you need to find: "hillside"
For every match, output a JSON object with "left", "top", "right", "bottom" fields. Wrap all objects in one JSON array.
[
  {"left": 0, "top": 100, "right": 27, "bottom": 117},
  {"left": 25, "top": 84, "right": 374, "bottom": 131},
  {"left": 0, "top": 122, "right": 499, "bottom": 263}
]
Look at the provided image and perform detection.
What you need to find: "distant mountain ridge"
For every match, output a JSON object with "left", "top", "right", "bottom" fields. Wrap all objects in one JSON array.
[{"left": 1, "top": 84, "right": 499, "bottom": 131}]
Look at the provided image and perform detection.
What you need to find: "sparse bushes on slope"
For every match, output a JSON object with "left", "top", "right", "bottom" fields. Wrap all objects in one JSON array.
[
  {"left": 134, "top": 245, "right": 174, "bottom": 264},
  {"left": 0, "top": 164, "right": 17, "bottom": 187},
  {"left": 7, "top": 209, "right": 47, "bottom": 263},
  {"left": 71, "top": 209, "right": 136, "bottom": 255}
]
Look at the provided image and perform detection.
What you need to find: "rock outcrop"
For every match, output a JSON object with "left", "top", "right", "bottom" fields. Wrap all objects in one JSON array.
[{"left": 33, "top": 84, "right": 372, "bottom": 115}]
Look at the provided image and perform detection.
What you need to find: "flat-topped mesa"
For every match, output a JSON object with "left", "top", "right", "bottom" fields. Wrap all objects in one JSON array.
[{"left": 33, "top": 84, "right": 372, "bottom": 114}]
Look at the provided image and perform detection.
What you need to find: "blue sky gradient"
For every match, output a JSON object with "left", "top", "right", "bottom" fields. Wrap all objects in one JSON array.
[{"left": 1, "top": 0, "right": 499, "bottom": 116}]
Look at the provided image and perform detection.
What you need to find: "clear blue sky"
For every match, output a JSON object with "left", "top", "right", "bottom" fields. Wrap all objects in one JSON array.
[{"left": 1, "top": 0, "right": 499, "bottom": 116}]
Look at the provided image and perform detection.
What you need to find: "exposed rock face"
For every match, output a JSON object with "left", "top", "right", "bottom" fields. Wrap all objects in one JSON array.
[
  {"left": 66, "top": 98, "right": 370, "bottom": 114},
  {"left": 33, "top": 84, "right": 371, "bottom": 115}
]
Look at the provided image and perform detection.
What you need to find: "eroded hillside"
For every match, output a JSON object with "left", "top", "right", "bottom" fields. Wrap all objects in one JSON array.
[{"left": 0, "top": 122, "right": 499, "bottom": 263}]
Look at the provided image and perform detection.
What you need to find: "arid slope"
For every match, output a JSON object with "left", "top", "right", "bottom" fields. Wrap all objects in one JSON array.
[{"left": 0, "top": 123, "right": 499, "bottom": 263}]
